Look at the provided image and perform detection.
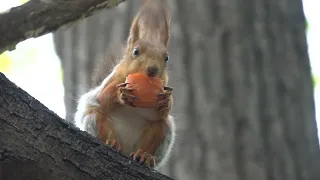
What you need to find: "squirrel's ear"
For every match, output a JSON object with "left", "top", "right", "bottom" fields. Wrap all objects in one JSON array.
[
  {"left": 127, "top": 17, "right": 139, "bottom": 47},
  {"left": 156, "top": 2, "right": 171, "bottom": 48},
  {"left": 127, "top": 0, "right": 171, "bottom": 48}
]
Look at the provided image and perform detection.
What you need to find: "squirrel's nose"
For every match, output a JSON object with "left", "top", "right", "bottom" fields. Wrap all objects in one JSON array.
[{"left": 147, "top": 66, "right": 159, "bottom": 77}]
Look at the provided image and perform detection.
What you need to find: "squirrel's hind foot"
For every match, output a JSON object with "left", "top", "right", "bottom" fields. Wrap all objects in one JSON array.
[
  {"left": 106, "top": 139, "right": 122, "bottom": 152},
  {"left": 130, "top": 149, "right": 156, "bottom": 168}
]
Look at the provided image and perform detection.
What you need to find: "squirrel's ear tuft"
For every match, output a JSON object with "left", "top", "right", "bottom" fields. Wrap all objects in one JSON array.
[
  {"left": 127, "top": 0, "right": 171, "bottom": 48},
  {"left": 127, "top": 17, "right": 139, "bottom": 47}
]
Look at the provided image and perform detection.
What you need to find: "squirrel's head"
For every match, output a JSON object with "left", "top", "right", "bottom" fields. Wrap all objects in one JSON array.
[{"left": 117, "top": 0, "right": 171, "bottom": 85}]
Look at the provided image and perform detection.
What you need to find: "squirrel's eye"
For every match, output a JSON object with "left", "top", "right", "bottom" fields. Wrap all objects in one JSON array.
[
  {"left": 165, "top": 55, "right": 169, "bottom": 62},
  {"left": 133, "top": 48, "right": 139, "bottom": 57}
]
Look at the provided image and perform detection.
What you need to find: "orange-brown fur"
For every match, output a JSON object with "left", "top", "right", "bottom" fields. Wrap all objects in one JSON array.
[
  {"left": 86, "top": 106, "right": 121, "bottom": 149},
  {"left": 137, "top": 119, "right": 169, "bottom": 154}
]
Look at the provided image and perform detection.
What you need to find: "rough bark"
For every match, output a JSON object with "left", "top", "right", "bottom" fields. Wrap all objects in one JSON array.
[
  {"left": 54, "top": 0, "right": 320, "bottom": 180},
  {"left": 0, "top": 73, "right": 172, "bottom": 180},
  {"left": 0, "top": 0, "right": 126, "bottom": 54}
]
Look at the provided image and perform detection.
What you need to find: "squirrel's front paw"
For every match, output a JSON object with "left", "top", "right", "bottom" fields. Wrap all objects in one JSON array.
[
  {"left": 106, "top": 139, "right": 122, "bottom": 152},
  {"left": 117, "top": 82, "right": 137, "bottom": 107},
  {"left": 154, "top": 86, "right": 173, "bottom": 112},
  {"left": 130, "top": 149, "right": 156, "bottom": 168}
]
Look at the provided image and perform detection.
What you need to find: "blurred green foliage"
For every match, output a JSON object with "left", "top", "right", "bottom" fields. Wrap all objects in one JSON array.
[
  {"left": 313, "top": 75, "right": 319, "bottom": 88},
  {"left": 0, "top": 51, "right": 13, "bottom": 73},
  {"left": 19, "top": 0, "right": 29, "bottom": 4},
  {"left": 60, "top": 66, "right": 64, "bottom": 81}
]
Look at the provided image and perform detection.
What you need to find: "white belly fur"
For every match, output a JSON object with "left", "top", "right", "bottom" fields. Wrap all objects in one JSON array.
[{"left": 109, "top": 106, "right": 158, "bottom": 155}]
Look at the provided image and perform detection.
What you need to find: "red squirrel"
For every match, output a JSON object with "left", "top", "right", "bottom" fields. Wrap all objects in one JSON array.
[{"left": 75, "top": 0, "right": 175, "bottom": 169}]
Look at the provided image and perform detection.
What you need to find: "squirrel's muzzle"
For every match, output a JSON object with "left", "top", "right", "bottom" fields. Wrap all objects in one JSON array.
[{"left": 147, "top": 66, "right": 159, "bottom": 77}]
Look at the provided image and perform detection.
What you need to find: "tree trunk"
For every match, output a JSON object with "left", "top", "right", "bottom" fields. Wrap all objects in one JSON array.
[
  {"left": 0, "top": 73, "right": 172, "bottom": 180},
  {"left": 54, "top": 0, "right": 320, "bottom": 180}
]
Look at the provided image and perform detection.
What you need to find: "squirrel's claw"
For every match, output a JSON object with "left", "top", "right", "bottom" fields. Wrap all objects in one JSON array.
[
  {"left": 120, "top": 92, "right": 137, "bottom": 107},
  {"left": 157, "top": 91, "right": 171, "bottom": 100},
  {"left": 130, "top": 149, "right": 156, "bottom": 168},
  {"left": 118, "top": 85, "right": 137, "bottom": 107},
  {"left": 106, "top": 139, "right": 122, "bottom": 152},
  {"left": 117, "top": 82, "right": 129, "bottom": 88},
  {"left": 154, "top": 99, "right": 170, "bottom": 111},
  {"left": 119, "top": 87, "right": 134, "bottom": 93},
  {"left": 158, "top": 86, "right": 173, "bottom": 100},
  {"left": 155, "top": 88, "right": 172, "bottom": 112},
  {"left": 163, "top": 86, "right": 173, "bottom": 91}
]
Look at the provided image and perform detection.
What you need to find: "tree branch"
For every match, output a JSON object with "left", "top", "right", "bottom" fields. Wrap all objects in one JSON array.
[
  {"left": 0, "top": 0, "right": 126, "bottom": 54},
  {"left": 0, "top": 72, "right": 172, "bottom": 180}
]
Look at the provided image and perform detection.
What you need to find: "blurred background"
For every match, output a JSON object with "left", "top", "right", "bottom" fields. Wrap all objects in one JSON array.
[{"left": 0, "top": 0, "right": 318, "bottom": 179}]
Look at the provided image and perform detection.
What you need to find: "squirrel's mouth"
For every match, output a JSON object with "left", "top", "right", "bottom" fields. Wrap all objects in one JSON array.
[
  {"left": 147, "top": 72, "right": 157, "bottom": 77},
  {"left": 146, "top": 66, "right": 159, "bottom": 77}
]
